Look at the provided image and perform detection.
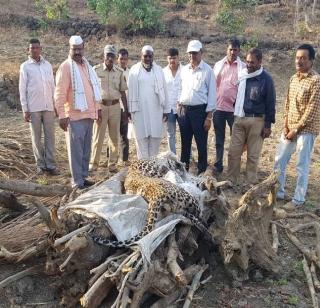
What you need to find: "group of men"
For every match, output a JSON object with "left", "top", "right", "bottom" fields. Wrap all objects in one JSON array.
[{"left": 19, "top": 35, "right": 320, "bottom": 211}]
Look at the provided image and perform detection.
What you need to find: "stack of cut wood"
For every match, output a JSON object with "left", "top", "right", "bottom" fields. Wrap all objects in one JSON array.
[{"left": 1, "top": 159, "right": 319, "bottom": 308}]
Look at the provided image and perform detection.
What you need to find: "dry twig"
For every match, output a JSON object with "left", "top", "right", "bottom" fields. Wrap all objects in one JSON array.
[
  {"left": 303, "top": 257, "right": 319, "bottom": 308},
  {"left": 183, "top": 264, "right": 208, "bottom": 308}
]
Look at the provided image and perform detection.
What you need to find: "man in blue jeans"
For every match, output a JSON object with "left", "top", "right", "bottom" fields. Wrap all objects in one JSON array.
[
  {"left": 213, "top": 38, "right": 246, "bottom": 173},
  {"left": 178, "top": 40, "right": 216, "bottom": 174},
  {"left": 274, "top": 44, "right": 320, "bottom": 211},
  {"left": 163, "top": 48, "right": 182, "bottom": 154}
]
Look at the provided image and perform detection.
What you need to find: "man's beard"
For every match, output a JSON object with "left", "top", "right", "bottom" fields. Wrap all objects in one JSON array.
[{"left": 142, "top": 62, "right": 152, "bottom": 69}]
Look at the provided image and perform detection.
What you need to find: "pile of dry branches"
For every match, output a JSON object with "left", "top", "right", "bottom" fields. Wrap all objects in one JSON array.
[
  {"left": 0, "top": 161, "right": 319, "bottom": 307},
  {"left": 0, "top": 127, "right": 35, "bottom": 179},
  {"left": 272, "top": 209, "right": 320, "bottom": 307}
]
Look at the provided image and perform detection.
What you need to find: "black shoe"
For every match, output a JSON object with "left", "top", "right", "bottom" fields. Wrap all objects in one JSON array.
[
  {"left": 46, "top": 168, "right": 60, "bottom": 176},
  {"left": 83, "top": 179, "right": 95, "bottom": 187}
]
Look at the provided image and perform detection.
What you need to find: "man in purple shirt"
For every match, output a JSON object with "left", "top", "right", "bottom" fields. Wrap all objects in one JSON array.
[{"left": 213, "top": 38, "right": 246, "bottom": 174}]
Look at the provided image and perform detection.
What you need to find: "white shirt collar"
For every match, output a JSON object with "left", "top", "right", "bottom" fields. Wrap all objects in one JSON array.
[
  {"left": 188, "top": 60, "right": 204, "bottom": 70},
  {"left": 27, "top": 55, "right": 45, "bottom": 64}
]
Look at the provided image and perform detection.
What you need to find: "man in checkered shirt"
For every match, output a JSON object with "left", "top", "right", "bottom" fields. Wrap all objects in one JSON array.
[{"left": 274, "top": 44, "right": 320, "bottom": 211}]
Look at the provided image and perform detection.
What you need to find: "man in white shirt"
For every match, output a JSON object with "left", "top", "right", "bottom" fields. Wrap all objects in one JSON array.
[
  {"left": 163, "top": 48, "right": 182, "bottom": 154},
  {"left": 19, "top": 38, "right": 58, "bottom": 175},
  {"left": 178, "top": 40, "right": 216, "bottom": 174},
  {"left": 128, "top": 45, "right": 170, "bottom": 159}
]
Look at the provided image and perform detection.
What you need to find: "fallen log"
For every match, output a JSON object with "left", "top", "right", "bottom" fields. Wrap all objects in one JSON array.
[
  {"left": 0, "top": 265, "right": 43, "bottom": 289},
  {"left": 0, "top": 179, "right": 71, "bottom": 197},
  {"left": 80, "top": 274, "right": 113, "bottom": 308},
  {"left": 0, "top": 240, "right": 48, "bottom": 263}
]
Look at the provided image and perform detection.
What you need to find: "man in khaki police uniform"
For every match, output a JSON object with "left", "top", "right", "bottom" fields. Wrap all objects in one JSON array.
[{"left": 90, "top": 45, "right": 128, "bottom": 172}]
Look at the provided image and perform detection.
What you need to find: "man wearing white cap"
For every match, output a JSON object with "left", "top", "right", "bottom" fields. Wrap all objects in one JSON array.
[
  {"left": 89, "top": 45, "right": 128, "bottom": 172},
  {"left": 178, "top": 40, "right": 216, "bottom": 174},
  {"left": 55, "top": 36, "right": 102, "bottom": 189},
  {"left": 128, "top": 45, "right": 170, "bottom": 159}
]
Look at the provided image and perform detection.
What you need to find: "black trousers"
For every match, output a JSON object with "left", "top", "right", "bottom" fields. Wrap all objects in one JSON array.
[
  {"left": 120, "top": 109, "right": 129, "bottom": 161},
  {"left": 213, "top": 110, "right": 234, "bottom": 172},
  {"left": 177, "top": 104, "right": 208, "bottom": 174}
]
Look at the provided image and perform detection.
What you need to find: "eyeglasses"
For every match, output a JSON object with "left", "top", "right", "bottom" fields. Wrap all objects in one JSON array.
[{"left": 189, "top": 51, "right": 199, "bottom": 55}]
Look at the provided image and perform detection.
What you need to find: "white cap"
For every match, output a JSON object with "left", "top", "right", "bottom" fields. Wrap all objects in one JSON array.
[
  {"left": 69, "top": 35, "right": 83, "bottom": 45},
  {"left": 186, "top": 40, "right": 202, "bottom": 53},
  {"left": 141, "top": 45, "right": 154, "bottom": 54}
]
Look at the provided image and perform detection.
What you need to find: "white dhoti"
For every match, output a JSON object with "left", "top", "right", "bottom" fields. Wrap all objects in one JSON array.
[
  {"left": 130, "top": 67, "right": 167, "bottom": 159},
  {"left": 135, "top": 137, "right": 162, "bottom": 159}
]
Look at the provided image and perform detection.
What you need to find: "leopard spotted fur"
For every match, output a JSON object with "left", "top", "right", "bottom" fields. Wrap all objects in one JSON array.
[
  {"left": 90, "top": 167, "right": 207, "bottom": 247},
  {"left": 129, "top": 155, "right": 187, "bottom": 179}
]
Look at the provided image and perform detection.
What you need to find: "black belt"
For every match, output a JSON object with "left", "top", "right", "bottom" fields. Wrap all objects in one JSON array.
[
  {"left": 244, "top": 113, "right": 264, "bottom": 118},
  {"left": 181, "top": 104, "right": 206, "bottom": 110},
  {"left": 101, "top": 99, "right": 119, "bottom": 106}
]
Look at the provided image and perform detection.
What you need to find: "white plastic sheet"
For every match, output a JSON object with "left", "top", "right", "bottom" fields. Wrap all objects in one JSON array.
[{"left": 61, "top": 155, "right": 200, "bottom": 261}]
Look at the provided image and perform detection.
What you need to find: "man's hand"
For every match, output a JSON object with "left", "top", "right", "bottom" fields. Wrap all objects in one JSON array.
[
  {"left": 97, "top": 110, "right": 102, "bottom": 125},
  {"left": 59, "top": 117, "right": 70, "bottom": 131},
  {"left": 261, "top": 127, "right": 272, "bottom": 139},
  {"left": 203, "top": 118, "right": 212, "bottom": 131},
  {"left": 121, "top": 110, "right": 130, "bottom": 125},
  {"left": 286, "top": 129, "right": 298, "bottom": 141},
  {"left": 163, "top": 113, "right": 169, "bottom": 122},
  {"left": 283, "top": 126, "right": 289, "bottom": 137},
  {"left": 23, "top": 112, "right": 31, "bottom": 123}
]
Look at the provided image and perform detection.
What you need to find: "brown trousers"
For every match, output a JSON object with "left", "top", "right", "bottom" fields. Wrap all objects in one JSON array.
[
  {"left": 90, "top": 103, "right": 121, "bottom": 168},
  {"left": 227, "top": 116, "right": 265, "bottom": 184}
]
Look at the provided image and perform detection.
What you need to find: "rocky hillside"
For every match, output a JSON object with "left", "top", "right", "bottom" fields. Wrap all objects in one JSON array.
[{"left": 0, "top": 0, "right": 319, "bottom": 112}]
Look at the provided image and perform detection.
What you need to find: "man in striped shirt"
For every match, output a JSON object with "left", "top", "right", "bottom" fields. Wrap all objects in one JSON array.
[{"left": 275, "top": 44, "right": 320, "bottom": 211}]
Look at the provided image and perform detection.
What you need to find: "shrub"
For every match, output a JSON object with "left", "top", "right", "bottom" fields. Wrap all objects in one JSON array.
[
  {"left": 241, "top": 35, "right": 259, "bottom": 52},
  {"left": 171, "top": 0, "right": 201, "bottom": 7},
  {"left": 86, "top": 0, "right": 98, "bottom": 10},
  {"left": 216, "top": 8, "right": 245, "bottom": 34},
  {"left": 35, "top": 0, "right": 69, "bottom": 20},
  {"left": 216, "top": 0, "right": 257, "bottom": 34},
  {"left": 222, "top": 0, "right": 257, "bottom": 9},
  {"left": 87, "top": 0, "right": 164, "bottom": 34}
]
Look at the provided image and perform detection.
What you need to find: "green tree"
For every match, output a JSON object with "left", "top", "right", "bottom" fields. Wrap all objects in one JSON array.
[
  {"left": 87, "top": 0, "right": 164, "bottom": 34},
  {"left": 35, "top": 0, "right": 69, "bottom": 20},
  {"left": 216, "top": 0, "right": 257, "bottom": 34}
]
